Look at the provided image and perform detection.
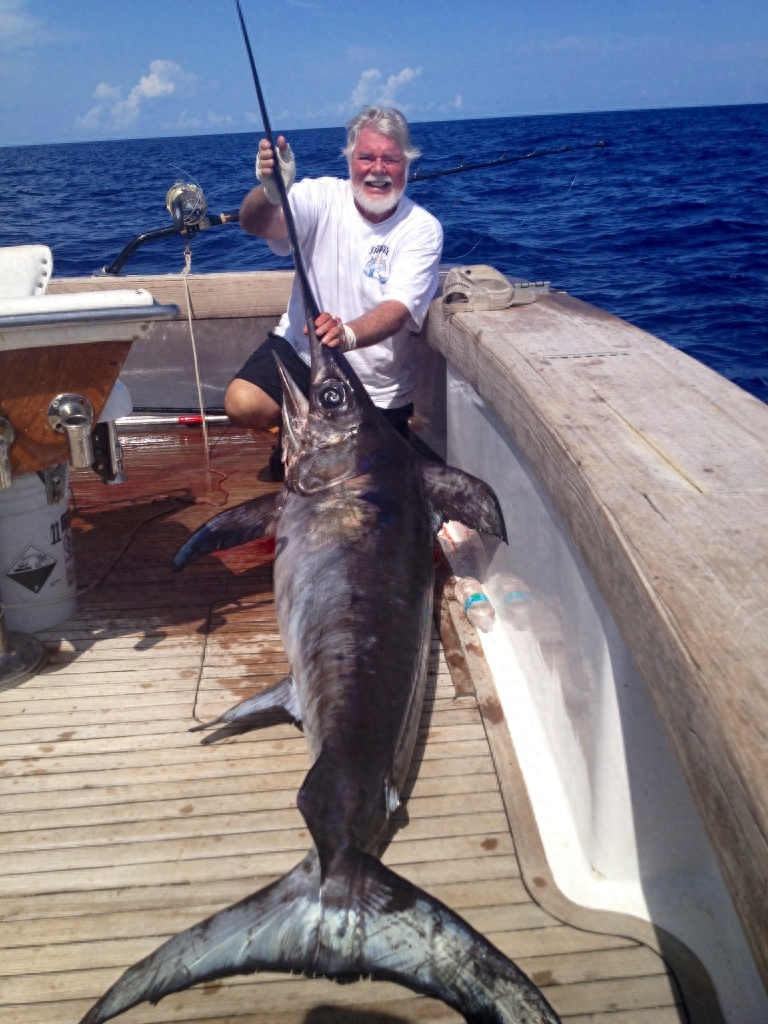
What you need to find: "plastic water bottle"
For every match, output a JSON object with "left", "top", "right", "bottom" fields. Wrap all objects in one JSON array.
[
  {"left": 499, "top": 574, "right": 531, "bottom": 628},
  {"left": 455, "top": 578, "right": 496, "bottom": 632}
]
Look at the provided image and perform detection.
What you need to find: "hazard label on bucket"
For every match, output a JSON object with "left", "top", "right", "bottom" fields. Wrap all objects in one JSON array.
[{"left": 4, "top": 543, "right": 57, "bottom": 594}]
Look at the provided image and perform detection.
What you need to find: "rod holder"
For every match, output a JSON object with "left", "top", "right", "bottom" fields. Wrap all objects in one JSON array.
[
  {"left": 0, "top": 416, "right": 14, "bottom": 491},
  {"left": 47, "top": 393, "right": 94, "bottom": 469}
]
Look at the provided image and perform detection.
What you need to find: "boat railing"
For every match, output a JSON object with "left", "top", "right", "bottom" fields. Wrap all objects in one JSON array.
[{"left": 420, "top": 289, "right": 768, "bottom": 1017}]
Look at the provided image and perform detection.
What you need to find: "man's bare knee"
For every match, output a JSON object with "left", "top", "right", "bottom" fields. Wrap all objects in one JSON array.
[{"left": 224, "top": 379, "right": 281, "bottom": 431}]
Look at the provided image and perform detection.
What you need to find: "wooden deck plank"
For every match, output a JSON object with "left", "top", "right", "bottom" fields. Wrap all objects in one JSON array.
[
  {"left": 0, "top": 841, "right": 520, "bottom": 896},
  {"left": 0, "top": 731, "right": 487, "bottom": 780},
  {"left": 2, "top": 1002, "right": 689, "bottom": 1024},
  {"left": 0, "top": 791, "right": 506, "bottom": 844},
  {"left": 0, "top": 754, "right": 495, "bottom": 812},
  {"left": 0, "top": 426, "right": 693, "bottom": 1024},
  {"left": 2, "top": 971, "right": 683, "bottom": 1024},
  {"left": 0, "top": 742, "right": 493, "bottom": 799},
  {"left": 0, "top": 874, "right": 546, "bottom": 926},
  {"left": 0, "top": 807, "right": 511, "bottom": 863},
  {"left": 4, "top": 924, "right": 648, "bottom": 991},
  {"left": 0, "top": 711, "right": 484, "bottom": 756},
  {"left": 3, "top": 910, "right": 633, "bottom": 957},
  {"left": 0, "top": 775, "right": 503, "bottom": 834},
  {"left": 2, "top": 945, "right": 673, "bottom": 1008}
]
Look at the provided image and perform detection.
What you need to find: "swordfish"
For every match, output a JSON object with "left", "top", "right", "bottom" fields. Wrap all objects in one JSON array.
[{"left": 77, "top": 322, "right": 561, "bottom": 1024}]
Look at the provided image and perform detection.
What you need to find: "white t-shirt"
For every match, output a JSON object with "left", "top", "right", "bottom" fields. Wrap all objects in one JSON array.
[{"left": 268, "top": 177, "right": 443, "bottom": 408}]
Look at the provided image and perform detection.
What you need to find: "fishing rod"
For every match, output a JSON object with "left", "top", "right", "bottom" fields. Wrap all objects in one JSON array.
[
  {"left": 102, "top": 134, "right": 606, "bottom": 273},
  {"left": 408, "top": 140, "right": 608, "bottom": 182},
  {"left": 235, "top": 0, "right": 320, "bottom": 323}
]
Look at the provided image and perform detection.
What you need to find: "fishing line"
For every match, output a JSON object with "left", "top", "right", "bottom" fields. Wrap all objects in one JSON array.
[
  {"left": 180, "top": 243, "right": 212, "bottom": 473},
  {"left": 442, "top": 177, "right": 579, "bottom": 263},
  {"left": 167, "top": 163, "right": 202, "bottom": 188},
  {"left": 441, "top": 148, "right": 598, "bottom": 263},
  {"left": 163, "top": 240, "right": 228, "bottom": 504},
  {"left": 513, "top": 173, "right": 579, "bottom": 233},
  {"left": 71, "top": 499, "right": 182, "bottom": 599},
  {"left": 443, "top": 233, "right": 492, "bottom": 264}
]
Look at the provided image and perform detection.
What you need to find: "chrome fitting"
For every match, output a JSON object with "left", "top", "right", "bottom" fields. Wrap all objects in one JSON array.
[{"left": 47, "top": 393, "right": 95, "bottom": 469}]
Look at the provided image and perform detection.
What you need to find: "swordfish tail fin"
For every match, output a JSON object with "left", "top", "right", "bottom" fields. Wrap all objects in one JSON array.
[{"left": 77, "top": 848, "right": 560, "bottom": 1024}]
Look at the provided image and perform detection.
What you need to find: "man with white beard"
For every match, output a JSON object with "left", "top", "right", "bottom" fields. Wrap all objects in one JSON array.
[{"left": 226, "top": 106, "right": 443, "bottom": 473}]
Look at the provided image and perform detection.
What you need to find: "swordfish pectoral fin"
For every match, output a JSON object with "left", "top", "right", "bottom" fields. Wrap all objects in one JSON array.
[
  {"left": 421, "top": 462, "right": 508, "bottom": 543},
  {"left": 77, "top": 852, "right": 323, "bottom": 1024},
  {"left": 172, "top": 492, "right": 284, "bottom": 571},
  {"left": 190, "top": 673, "right": 301, "bottom": 741}
]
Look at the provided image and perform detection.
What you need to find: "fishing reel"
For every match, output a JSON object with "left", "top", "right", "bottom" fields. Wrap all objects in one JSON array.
[
  {"left": 165, "top": 182, "right": 208, "bottom": 230},
  {"left": 103, "top": 183, "right": 239, "bottom": 275}
]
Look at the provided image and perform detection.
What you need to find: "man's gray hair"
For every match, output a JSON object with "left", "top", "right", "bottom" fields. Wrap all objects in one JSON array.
[{"left": 342, "top": 107, "right": 421, "bottom": 168}]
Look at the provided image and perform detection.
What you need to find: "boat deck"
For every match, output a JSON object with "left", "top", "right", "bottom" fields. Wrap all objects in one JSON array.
[{"left": 1, "top": 426, "right": 692, "bottom": 1024}]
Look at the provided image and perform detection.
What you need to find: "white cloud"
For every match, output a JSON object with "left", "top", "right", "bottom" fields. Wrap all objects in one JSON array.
[
  {"left": 342, "top": 66, "right": 423, "bottom": 114},
  {"left": 445, "top": 94, "right": 464, "bottom": 111},
  {"left": 349, "top": 69, "right": 384, "bottom": 109},
  {"left": 94, "top": 82, "right": 122, "bottom": 103},
  {"left": 171, "top": 110, "right": 235, "bottom": 132},
  {"left": 205, "top": 112, "right": 234, "bottom": 128},
  {"left": 77, "top": 59, "right": 196, "bottom": 134},
  {"left": 380, "top": 67, "right": 422, "bottom": 105},
  {"left": 0, "top": 0, "right": 78, "bottom": 57},
  {"left": 110, "top": 60, "right": 188, "bottom": 128},
  {"left": 0, "top": 0, "right": 38, "bottom": 51}
]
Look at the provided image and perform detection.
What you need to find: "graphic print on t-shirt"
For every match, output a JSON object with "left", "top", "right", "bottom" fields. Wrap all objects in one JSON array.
[{"left": 364, "top": 244, "right": 390, "bottom": 283}]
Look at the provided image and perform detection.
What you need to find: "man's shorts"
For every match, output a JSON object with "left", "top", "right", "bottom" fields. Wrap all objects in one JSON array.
[{"left": 234, "top": 334, "right": 414, "bottom": 438}]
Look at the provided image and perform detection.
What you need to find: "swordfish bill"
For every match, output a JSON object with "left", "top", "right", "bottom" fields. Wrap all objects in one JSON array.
[{"left": 76, "top": 312, "right": 560, "bottom": 1024}]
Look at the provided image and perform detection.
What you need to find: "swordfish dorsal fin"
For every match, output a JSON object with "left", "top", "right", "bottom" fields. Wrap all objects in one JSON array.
[
  {"left": 77, "top": 847, "right": 560, "bottom": 1024},
  {"left": 421, "top": 461, "right": 508, "bottom": 542}
]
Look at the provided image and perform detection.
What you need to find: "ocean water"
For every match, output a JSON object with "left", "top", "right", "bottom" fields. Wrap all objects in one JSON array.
[{"left": 1, "top": 104, "right": 766, "bottom": 402}]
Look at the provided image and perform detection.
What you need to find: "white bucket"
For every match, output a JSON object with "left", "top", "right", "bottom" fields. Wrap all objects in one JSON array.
[{"left": 0, "top": 463, "right": 77, "bottom": 632}]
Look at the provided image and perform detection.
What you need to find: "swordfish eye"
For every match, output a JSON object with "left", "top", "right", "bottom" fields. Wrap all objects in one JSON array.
[{"left": 318, "top": 379, "right": 350, "bottom": 412}]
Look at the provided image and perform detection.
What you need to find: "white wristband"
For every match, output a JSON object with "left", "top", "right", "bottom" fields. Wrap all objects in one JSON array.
[
  {"left": 341, "top": 324, "right": 357, "bottom": 351},
  {"left": 256, "top": 143, "right": 296, "bottom": 205}
]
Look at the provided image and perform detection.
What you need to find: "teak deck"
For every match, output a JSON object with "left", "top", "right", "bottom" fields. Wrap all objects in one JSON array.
[{"left": 1, "top": 426, "right": 691, "bottom": 1024}]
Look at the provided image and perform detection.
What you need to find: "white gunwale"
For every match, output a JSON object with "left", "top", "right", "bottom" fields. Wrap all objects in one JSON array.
[{"left": 423, "top": 292, "right": 768, "bottom": 992}]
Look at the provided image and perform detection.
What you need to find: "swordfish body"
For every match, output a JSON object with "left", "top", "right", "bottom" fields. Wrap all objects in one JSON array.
[
  {"left": 77, "top": 324, "right": 561, "bottom": 1024},
  {"left": 277, "top": 418, "right": 434, "bottom": 865}
]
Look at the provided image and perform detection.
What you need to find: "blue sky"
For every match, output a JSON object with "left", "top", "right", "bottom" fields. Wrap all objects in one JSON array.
[{"left": 1, "top": 0, "right": 766, "bottom": 147}]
